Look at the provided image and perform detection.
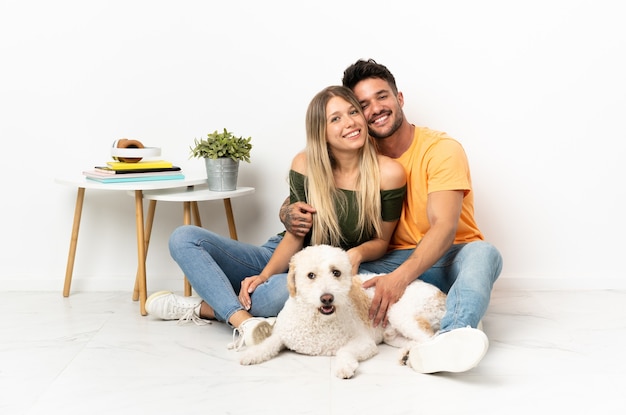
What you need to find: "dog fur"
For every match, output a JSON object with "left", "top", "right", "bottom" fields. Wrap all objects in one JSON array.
[{"left": 239, "top": 244, "right": 447, "bottom": 379}]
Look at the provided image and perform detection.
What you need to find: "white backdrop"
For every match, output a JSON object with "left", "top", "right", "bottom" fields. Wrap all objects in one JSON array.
[{"left": 1, "top": 0, "right": 624, "bottom": 293}]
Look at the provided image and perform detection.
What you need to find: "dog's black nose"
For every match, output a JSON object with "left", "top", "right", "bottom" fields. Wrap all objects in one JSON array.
[{"left": 320, "top": 293, "right": 334, "bottom": 305}]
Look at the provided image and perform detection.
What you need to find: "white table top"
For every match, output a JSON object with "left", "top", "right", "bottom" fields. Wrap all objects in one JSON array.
[
  {"left": 55, "top": 173, "right": 208, "bottom": 191},
  {"left": 139, "top": 184, "right": 255, "bottom": 202}
]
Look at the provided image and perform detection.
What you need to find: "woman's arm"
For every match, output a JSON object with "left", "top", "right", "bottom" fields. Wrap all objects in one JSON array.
[
  {"left": 346, "top": 219, "right": 398, "bottom": 274},
  {"left": 259, "top": 231, "right": 304, "bottom": 282},
  {"left": 238, "top": 153, "right": 309, "bottom": 309},
  {"left": 347, "top": 155, "right": 406, "bottom": 273}
]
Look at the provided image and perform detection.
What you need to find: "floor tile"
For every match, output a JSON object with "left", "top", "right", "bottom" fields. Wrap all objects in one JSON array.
[{"left": 2, "top": 289, "right": 626, "bottom": 414}]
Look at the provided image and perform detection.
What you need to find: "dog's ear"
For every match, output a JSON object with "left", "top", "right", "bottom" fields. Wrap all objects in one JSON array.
[
  {"left": 349, "top": 276, "right": 371, "bottom": 324},
  {"left": 287, "top": 256, "right": 297, "bottom": 297}
]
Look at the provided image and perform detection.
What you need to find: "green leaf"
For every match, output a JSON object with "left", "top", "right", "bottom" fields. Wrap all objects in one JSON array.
[{"left": 189, "top": 128, "right": 253, "bottom": 162}]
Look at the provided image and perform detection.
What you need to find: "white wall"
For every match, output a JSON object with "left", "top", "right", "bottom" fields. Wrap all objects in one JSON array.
[{"left": 1, "top": 0, "right": 624, "bottom": 293}]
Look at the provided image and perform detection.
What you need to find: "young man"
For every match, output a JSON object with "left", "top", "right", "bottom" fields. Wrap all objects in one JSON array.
[{"left": 280, "top": 59, "right": 503, "bottom": 374}]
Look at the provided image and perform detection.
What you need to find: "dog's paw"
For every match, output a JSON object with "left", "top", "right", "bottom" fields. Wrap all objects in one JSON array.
[
  {"left": 334, "top": 365, "right": 357, "bottom": 379},
  {"left": 239, "top": 355, "right": 260, "bottom": 366},
  {"left": 239, "top": 348, "right": 267, "bottom": 366},
  {"left": 334, "top": 361, "right": 358, "bottom": 379}
]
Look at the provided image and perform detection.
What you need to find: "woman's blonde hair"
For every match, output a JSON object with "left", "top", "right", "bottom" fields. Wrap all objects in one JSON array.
[{"left": 303, "top": 85, "right": 382, "bottom": 246}]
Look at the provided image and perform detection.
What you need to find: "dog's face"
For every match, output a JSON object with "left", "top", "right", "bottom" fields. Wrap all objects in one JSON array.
[{"left": 287, "top": 245, "right": 355, "bottom": 316}]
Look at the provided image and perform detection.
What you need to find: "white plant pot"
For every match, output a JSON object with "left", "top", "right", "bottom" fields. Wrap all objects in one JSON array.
[{"left": 205, "top": 158, "right": 239, "bottom": 191}]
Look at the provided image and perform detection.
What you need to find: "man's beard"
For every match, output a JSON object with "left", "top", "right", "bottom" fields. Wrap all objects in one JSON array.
[{"left": 368, "top": 109, "right": 403, "bottom": 140}]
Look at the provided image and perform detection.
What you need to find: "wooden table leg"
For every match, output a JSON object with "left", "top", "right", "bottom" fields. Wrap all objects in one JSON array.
[
  {"left": 191, "top": 201, "right": 202, "bottom": 227},
  {"left": 182, "top": 201, "right": 193, "bottom": 296},
  {"left": 223, "top": 198, "right": 238, "bottom": 240},
  {"left": 144, "top": 200, "right": 157, "bottom": 256},
  {"left": 134, "top": 200, "right": 156, "bottom": 301},
  {"left": 132, "top": 190, "right": 148, "bottom": 315},
  {"left": 183, "top": 201, "right": 191, "bottom": 225},
  {"left": 63, "top": 187, "right": 85, "bottom": 297}
]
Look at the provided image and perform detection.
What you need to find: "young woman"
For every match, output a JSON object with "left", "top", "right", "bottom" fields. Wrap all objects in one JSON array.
[{"left": 146, "top": 85, "right": 406, "bottom": 350}]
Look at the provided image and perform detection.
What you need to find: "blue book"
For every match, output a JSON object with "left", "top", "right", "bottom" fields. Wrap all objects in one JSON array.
[{"left": 85, "top": 174, "right": 185, "bottom": 183}]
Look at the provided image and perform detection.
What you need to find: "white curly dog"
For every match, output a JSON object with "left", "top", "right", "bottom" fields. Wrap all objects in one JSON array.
[{"left": 239, "top": 244, "right": 446, "bottom": 379}]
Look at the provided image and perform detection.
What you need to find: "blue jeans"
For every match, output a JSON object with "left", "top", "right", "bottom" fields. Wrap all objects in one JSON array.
[
  {"left": 168, "top": 225, "right": 288, "bottom": 325},
  {"left": 359, "top": 241, "right": 503, "bottom": 333}
]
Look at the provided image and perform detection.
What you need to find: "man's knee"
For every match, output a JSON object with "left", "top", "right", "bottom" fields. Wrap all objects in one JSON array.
[{"left": 464, "top": 241, "right": 503, "bottom": 282}]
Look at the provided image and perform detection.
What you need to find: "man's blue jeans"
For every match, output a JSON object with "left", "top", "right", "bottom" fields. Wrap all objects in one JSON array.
[
  {"left": 359, "top": 241, "right": 503, "bottom": 332},
  {"left": 168, "top": 225, "right": 288, "bottom": 325}
]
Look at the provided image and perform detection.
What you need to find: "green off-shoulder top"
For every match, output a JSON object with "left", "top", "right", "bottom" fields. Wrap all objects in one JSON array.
[{"left": 289, "top": 170, "right": 406, "bottom": 250}]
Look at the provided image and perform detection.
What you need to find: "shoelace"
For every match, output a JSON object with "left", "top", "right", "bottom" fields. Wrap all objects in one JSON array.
[
  {"left": 177, "top": 307, "right": 211, "bottom": 326},
  {"left": 227, "top": 327, "right": 245, "bottom": 350}
]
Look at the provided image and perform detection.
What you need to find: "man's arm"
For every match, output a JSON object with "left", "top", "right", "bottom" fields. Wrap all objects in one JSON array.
[
  {"left": 279, "top": 197, "right": 316, "bottom": 236},
  {"left": 363, "top": 189, "right": 464, "bottom": 327}
]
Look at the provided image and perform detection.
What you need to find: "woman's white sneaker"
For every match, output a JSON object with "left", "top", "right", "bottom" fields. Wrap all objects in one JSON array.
[
  {"left": 227, "top": 317, "right": 274, "bottom": 351},
  {"left": 145, "top": 291, "right": 209, "bottom": 325},
  {"left": 408, "top": 327, "right": 489, "bottom": 374}
]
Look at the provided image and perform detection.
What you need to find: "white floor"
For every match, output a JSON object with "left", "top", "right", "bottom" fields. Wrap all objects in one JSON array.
[{"left": 2, "top": 288, "right": 626, "bottom": 415}]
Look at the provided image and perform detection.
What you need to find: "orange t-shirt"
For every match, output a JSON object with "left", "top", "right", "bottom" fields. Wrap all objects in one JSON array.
[{"left": 390, "top": 126, "right": 484, "bottom": 250}]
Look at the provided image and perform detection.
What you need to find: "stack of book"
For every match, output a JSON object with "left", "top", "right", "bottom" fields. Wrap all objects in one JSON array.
[{"left": 83, "top": 159, "right": 185, "bottom": 183}]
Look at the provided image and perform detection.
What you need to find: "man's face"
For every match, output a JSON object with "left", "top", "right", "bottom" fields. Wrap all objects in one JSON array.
[{"left": 352, "top": 77, "right": 404, "bottom": 140}]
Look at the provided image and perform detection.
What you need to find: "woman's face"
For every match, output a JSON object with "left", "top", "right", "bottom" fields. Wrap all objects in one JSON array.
[{"left": 324, "top": 96, "right": 367, "bottom": 152}]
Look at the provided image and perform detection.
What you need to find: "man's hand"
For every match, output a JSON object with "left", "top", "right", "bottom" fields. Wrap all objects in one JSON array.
[
  {"left": 279, "top": 198, "right": 315, "bottom": 236},
  {"left": 362, "top": 273, "right": 408, "bottom": 327}
]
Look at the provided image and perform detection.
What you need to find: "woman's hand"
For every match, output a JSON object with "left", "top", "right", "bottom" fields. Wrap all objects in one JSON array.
[{"left": 238, "top": 275, "right": 267, "bottom": 310}]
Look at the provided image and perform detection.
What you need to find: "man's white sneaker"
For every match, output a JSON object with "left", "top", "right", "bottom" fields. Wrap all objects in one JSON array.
[
  {"left": 408, "top": 327, "right": 489, "bottom": 374},
  {"left": 145, "top": 291, "right": 209, "bottom": 325},
  {"left": 227, "top": 317, "right": 274, "bottom": 351}
]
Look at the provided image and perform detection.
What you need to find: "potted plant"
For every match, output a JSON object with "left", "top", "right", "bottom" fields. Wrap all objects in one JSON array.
[{"left": 190, "top": 128, "right": 252, "bottom": 191}]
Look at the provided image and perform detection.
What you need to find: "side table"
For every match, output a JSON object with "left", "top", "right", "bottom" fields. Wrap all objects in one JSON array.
[
  {"left": 137, "top": 185, "right": 255, "bottom": 297},
  {"left": 55, "top": 174, "right": 207, "bottom": 315}
]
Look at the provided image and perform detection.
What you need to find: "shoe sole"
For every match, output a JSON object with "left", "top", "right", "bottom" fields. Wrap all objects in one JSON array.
[
  {"left": 248, "top": 321, "right": 273, "bottom": 346},
  {"left": 408, "top": 327, "right": 489, "bottom": 374},
  {"left": 145, "top": 290, "right": 173, "bottom": 314}
]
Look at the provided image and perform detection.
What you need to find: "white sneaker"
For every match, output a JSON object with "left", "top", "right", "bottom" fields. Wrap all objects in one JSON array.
[
  {"left": 145, "top": 291, "right": 209, "bottom": 325},
  {"left": 227, "top": 317, "right": 274, "bottom": 351},
  {"left": 408, "top": 327, "right": 489, "bottom": 374}
]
